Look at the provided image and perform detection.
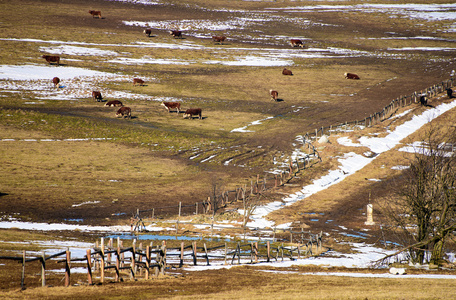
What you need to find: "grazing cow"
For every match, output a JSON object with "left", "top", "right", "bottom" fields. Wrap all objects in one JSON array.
[
  {"left": 143, "top": 29, "right": 152, "bottom": 37},
  {"left": 89, "top": 10, "right": 102, "bottom": 18},
  {"left": 447, "top": 88, "right": 454, "bottom": 98},
  {"left": 52, "top": 77, "right": 60, "bottom": 88},
  {"left": 212, "top": 36, "right": 226, "bottom": 44},
  {"left": 105, "top": 100, "right": 123, "bottom": 107},
  {"left": 282, "top": 68, "right": 293, "bottom": 76},
  {"left": 133, "top": 78, "right": 145, "bottom": 86},
  {"left": 269, "top": 90, "right": 278, "bottom": 101},
  {"left": 183, "top": 108, "right": 202, "bottom": 119},
  {"left": 42, "top": 55, "right": 60, "bottom": 65},
  {"left": 290, "top": 39, "right": 304, "bottom": 48},
  {"left": 344, "top": 72, "right": 360, "bottom": 80},
  {"left": 161, "top": 101, "right": 181, "bottom": 113},
  {"left": 92, "top": 91, "right": 103, "bottom": 102},
  {"left": 420, "top": 95, "right": 427, "bottom": 106},
  {"left": 116, "top": 106, "right": 131, "bottom": 119},
  {"left": 169, "top": 30, "right": 182, "bottom": 38}
]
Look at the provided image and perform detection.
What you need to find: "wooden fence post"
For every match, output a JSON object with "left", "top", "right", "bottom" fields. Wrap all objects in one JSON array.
[
  {"left": 145, "top": 245, "right": 150, "bottom": 280},
  {"left": 100, "top": 238, "right": 105, "bottom": 284},
  {"left": 65, "top": 250, "right": 71, "bottom": 287},
  {"left": 107, "top": 238, "right": 112, "bottom": 266},
  {"left": 160, "top": 241, "right": 166, "bottom": 276},
  {"left": 281, "top": 243, "right": 284, "bottom": 262},
  {"left": 130, "top": 241, "right": 136, "bottom": 280},
  {"left": 192, "top": 242, "right": 197, "bottom": 266},
  {"left": 115, "top": 245, "right": 120, "bottom": 282},
  {"left": 154, "top": 245, "right": 159, "bottom": 277},
  {"left": 204, "top": 243, "right": 209, "bottom": 266},
  {"left": 180, "top": 242, "right": 184, "bottom": 267},
  {"left": 21, "top": 250, "right": 25, "bottom": 290},
  {"left": 86, "top": 249, "right": 93, "bottom": 285},
  {"left": 224, "top": 242, "right": 227, "bottom": 265},
  {"left": 41, "top": 251, "right": 46, "bottom": 287},
  {"left": 267, "top": 241, "right": 270, "bottom": 262}
]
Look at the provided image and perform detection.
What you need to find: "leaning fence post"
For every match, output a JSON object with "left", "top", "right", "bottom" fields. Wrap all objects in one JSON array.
[
  {"left": 115, "top": 244, "right": 120, "bottom": 282},
  {"left": 130, "top": 241, "right": 136, "bottom": 280}
]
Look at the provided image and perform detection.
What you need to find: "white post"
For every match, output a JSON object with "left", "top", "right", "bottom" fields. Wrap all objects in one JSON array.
[{"left": 365, "top": 204, "right": 375, "bottom": 225}]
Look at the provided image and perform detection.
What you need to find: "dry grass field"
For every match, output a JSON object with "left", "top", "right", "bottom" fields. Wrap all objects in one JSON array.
[{"left": 1, "top": 0, "right": 456, "bottom": 298}]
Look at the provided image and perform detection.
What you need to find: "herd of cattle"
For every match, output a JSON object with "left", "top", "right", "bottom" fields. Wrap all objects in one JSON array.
[
  {"left": 49, "top": 72, "right": 203, "bottom": 120},
  {"left": 41, "top": 9, "right": 367, "bottom": 121}
]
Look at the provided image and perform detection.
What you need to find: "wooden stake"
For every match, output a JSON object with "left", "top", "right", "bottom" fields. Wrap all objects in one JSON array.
[
  {"left": 65, "top": 250, "right": 70, "bottom": 287},
  {"left": 41, "top": 251, "right": 46, "bottom": 287},
  {"left": 86, "top": 249, "right": 93, "bottom": 285}
]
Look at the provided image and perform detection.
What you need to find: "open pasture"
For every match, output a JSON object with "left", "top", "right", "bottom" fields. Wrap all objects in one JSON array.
[{"left": 1, "top": 0, "right": 456, "bottom": 297}]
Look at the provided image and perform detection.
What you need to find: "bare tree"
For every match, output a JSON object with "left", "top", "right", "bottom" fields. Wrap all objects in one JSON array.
[
  {"left": 208, "top": 175, "right": 224, "bottom": 216},
  {"left": 378, "top": 125, "right": 456, "bottom": 265}
]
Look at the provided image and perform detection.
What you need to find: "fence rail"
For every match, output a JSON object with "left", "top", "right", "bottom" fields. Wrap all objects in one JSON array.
[
  {"left": 2, "top": 233, "right": 324, "bottom": 290},
  {"left": 306, "top": 78, "right": 455, "bottom": 141},
  {"left": 130, "top": 78, "right": 455, "bottom": 229}
]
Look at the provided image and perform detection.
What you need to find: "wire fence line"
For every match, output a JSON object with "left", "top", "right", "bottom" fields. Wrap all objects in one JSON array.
[
  {"left": 305, "top": 78, "right": 455, "bottom": 141},
  {"left": 131, "top": 78, "right": 455, "bottom": 231}
]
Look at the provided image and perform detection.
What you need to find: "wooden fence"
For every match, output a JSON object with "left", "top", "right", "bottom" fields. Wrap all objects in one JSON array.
[
  {"left": 168, "top": 234, "right": 324, "bottom": 267},
  {"left": 0, "top": 238, "right": 166, "bottom": 290},
  {"left": 1, "top": 232, "right": 323, "bottom": 289},
  {"left": 131, "top": 78, "right": 455, "bottom": 228},
  {"left": 307, "top": 78, "right": 455, "bottom": 141},
  {"left": 132, "top": 140, "right": 321, "bottom": 228}
]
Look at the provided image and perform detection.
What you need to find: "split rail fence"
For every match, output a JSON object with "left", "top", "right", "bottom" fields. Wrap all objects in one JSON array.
[
  {"left": 0, "top": 232, "right": 323, "bottom": 289},
  {"left": 0, "top": 237, "right": 166, "bottom": 290}
]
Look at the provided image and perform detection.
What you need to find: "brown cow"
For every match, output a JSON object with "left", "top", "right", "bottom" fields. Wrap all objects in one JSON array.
[
  {"left": 161, "top": 102, "right": 181, "bottom": 113},
  {"left": 344, "top": 72, "right": 360, "bottom": 80},
  {"left": 133, "top": 78, "right": 145, "bottom": 86},
  {"left": 42, "top": 55, "right": 60, "bottom": 65},
  {"left": 52, "top": 77, "right": 60, "bottom": 88},
  {"left": 105, "top": 100, "right": 123, "bottom": 107},
  {"left": 92, "top": 91, "right": 103, "bottom": 102},
  {"left": 183, "top": 108, "right": 202, "bottom": 119},
  {"left": 282, "top": 68, "right": 293, "bottom": 76},
  {"left": 290, "top": 39, "right": 304, "bottom": 48},
  {"left": 169, "top": 30, "right": 182, "bottom": 38},
  {"left": 89, "top": 10, "right": 102, "bottom": 18},
  {"left": 269, "top": 90, "right": 278, "bottom": 101},
  {"left": 212, "top": 36, "right": 226, "bottom": 44},
  {"left": 116, "top": 106, "right": 131, "bottom": 119},
  {"left": 143, "top": 29, "right": 152, "bottom": 37}
]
